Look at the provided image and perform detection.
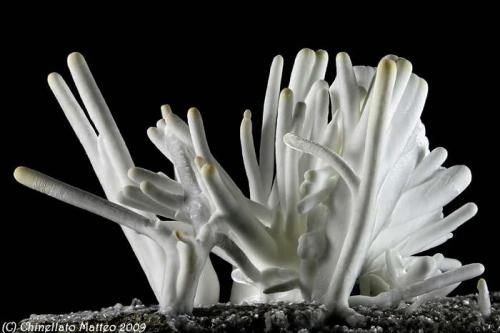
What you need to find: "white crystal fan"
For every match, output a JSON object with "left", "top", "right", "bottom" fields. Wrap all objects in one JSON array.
[{"left": 14, "top": 49, "right": 484, "bottom": 325}]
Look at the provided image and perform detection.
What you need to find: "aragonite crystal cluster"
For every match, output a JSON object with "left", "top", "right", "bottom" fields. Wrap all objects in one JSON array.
[{"left": 14, "top": 49, "right": 486, "bottom": 325}]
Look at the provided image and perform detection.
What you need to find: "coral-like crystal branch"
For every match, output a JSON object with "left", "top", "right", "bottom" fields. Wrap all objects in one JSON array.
[{"left": 15, "top": 49, "right": 484, "bottom": 325}]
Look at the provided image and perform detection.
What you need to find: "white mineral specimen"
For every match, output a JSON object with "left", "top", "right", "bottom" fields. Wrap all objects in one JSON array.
[{"left": 15, "top": 49, "right": 484, "bottom": 324}]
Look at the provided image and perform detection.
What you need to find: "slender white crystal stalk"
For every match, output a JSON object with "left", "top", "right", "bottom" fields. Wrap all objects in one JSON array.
[
  {"left": 47, "top": 73, "right": 98, "bottom": 162},
  {"left": 275, "top": 88, "right": 293, "bottom": 218},
  {"left": 174, "top": 231, "right": 198, "bottom": 313},
  {"left": 284, "top": 135, "right": 300, "bottom": 229},
  {"left": 400, "top": 202, "right": 477, "bottom": 255},
  {"left": 14, "top": 167, "right": 155, "bottom": 236},
  {"left": 67, "top": 52, "right": 133, "bottom": 186},
  {"left": 405, "top": 264, "right": 484, "bottom": 299},
  {"left": 477, "top": 278, "right": 491, "bottom": 317},
  {"left": 260, "top": 55, "right": 283, "bottom": 198},
  {"left": 306, "top": 50, "right": 329, "bottom": 94},
  {"left": 335, "top": 52, "right": 361, "bottom": 134},
  {"left": 291, "top": 102, "right": 307, "bottom": 134},
  {"left": 389, "top": 58, "right": 413, "bottom": 112},
  {"left": 303, "top": 81, "right": 329, "bottom": 139},
  {"left": 408, "top": 147, "right": 448, "bottom": 187},
  {"left": 289, "top": 48, "right": 316, "bottom": 102},
  {"left": 240, "top": 110, "right": 264, "bottom": 203},
  {"left": 311, "top": 87, "right": 330, "bottom": 139},
  {"left": 187, "top": 107, "right": 213, "bottom": 159}
]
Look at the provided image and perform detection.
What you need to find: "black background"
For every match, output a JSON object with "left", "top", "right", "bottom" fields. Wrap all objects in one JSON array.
[{"left": 1, "top": 9, "right": 498, "bottom": 322}]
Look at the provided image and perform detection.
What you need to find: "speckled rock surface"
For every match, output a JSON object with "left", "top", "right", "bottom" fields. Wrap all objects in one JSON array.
[{"left": 17, "top": 293, "right": 500, "bottom": 332}]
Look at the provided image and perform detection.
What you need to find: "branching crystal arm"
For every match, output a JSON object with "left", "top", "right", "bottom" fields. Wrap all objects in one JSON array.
[{"left": 14, "top": 167, "right": 155, "bottom": 236}]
